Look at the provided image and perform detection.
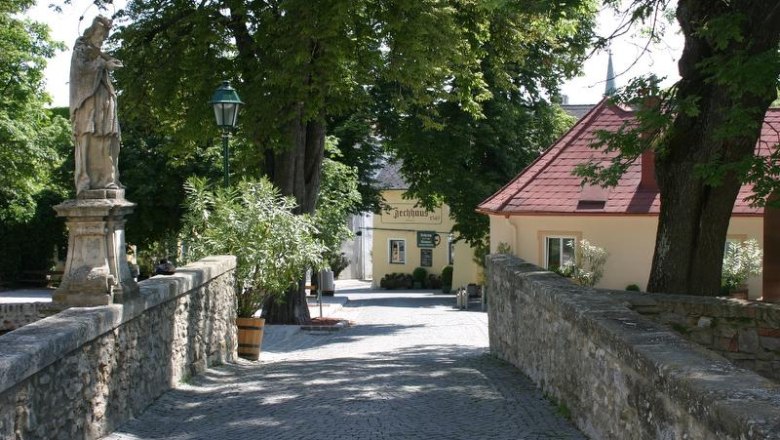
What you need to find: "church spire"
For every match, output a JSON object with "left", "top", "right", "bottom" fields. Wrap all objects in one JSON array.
[{"left": 605, "top": 49, "right": 616, "bottom": 96}]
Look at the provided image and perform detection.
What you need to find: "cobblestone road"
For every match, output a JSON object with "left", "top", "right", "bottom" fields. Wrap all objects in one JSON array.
[{"left": 103, "top": 288, "right": 584, "bottom": 440}]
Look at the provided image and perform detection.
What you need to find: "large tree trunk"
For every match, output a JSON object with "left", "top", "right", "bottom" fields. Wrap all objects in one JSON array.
[
  {"left": 262, "top": 280, "right": 310, "bottom": 324},
  {"left": 647, "top": 0, "right": 780, "bottom": 295},
  {"left": 262, "top": 114, "right": 326, "bottom": 324}
]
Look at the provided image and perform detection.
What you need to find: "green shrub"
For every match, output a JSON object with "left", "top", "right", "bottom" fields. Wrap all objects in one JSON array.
[
  {"left": 497, "top": 242, "right": 512, "bottom": 254},
  {"left": 328, "top": 252, "right": 350, "bottom": 279},
  {"left": 380, "top": 272, "right": 413, "bottom": 289},
  {"left": 181, "top": 177, "right": 325, "bottom": 317},
  {"left": 441, "top": 265, "right": 453, "bottom": 288},
  {"left": 412, "top": 267, "right": 428, "bottom": 285},
  {"left": 722, "top": 239, "right": 763, "bottom": 291},
  {"left": 559, "top": 239, "right": 608, "bottom": 287},
  {"left": 427, "top": 274, "right": 442, "bottom": 289},
  {"left": 625, "top": 284, "right": 641, "bottom": 291}
]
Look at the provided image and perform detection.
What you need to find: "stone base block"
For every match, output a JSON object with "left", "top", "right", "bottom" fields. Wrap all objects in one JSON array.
[{"left": 54, "top": 197, "right": 138, "bottom": 307}]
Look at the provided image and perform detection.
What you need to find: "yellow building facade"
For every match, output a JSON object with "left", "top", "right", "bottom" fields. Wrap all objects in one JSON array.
[
  {"left": 488, "top": 214, "right": 763, "bottom": 297},
  {"left": 371, "top": 189, "right": 480, "bottom": 289}
]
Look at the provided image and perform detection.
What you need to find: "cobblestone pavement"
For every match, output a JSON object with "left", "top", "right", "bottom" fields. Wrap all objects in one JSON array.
[{"left": 103, "top": 289, "right": 584, "bottom": 440}]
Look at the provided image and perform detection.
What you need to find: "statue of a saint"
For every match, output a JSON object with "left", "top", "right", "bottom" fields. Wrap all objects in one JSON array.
[{"left": 70, "top": 16, "right": 123, "bottom": 195}]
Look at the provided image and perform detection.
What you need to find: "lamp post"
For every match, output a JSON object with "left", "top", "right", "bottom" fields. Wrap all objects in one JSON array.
[{"left": 210, "top": 81, "right": 243, "bottom": 187}]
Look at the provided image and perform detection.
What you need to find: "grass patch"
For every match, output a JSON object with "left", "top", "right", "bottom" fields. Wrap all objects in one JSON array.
[{"left": 544, "top": 392, "right": 572, "bottom": 421}]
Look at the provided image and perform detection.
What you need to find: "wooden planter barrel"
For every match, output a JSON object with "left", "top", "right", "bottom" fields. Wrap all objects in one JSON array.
[{"left": 237, "top": 317, "right": 265, "bottom": 360}]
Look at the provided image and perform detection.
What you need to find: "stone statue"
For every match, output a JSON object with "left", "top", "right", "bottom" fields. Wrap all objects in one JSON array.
[
  {"left": 70, "top": 16, "right": 123, "bottom": 195},
  {"left": 54, "top": 15, "right": 137, "bottom": 307}
]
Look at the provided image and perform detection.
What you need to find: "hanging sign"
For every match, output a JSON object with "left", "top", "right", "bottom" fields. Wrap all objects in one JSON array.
[{"left": 417, "top": 231, "right": 441, "bottom": 248}]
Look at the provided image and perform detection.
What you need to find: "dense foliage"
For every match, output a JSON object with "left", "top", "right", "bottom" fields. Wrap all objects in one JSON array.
[
  {"left": 313, "top": 139, "right": 362, "bottom": 264},
  {"left": 0, "top": 2, "right": 70, "bottom": 281},
  {"left": 381, "top": 1, "right": 594, "bottom": 245},
  {"left": 181, "top": 177, "right": 325, "bottom": 317},
  {"left": 721, "top": 239, "right": 763, "bottom": 292},
  {"left": 108, "top": 0, "right": 598, "bottom": 322}
]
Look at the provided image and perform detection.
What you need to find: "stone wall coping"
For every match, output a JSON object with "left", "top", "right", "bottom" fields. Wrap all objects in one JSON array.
[
  {"left": 488, "top": 254, "right": 780, "bottom": 439},
  {"left": 0, "top": 255, "right": 236, "bottom": 396},
  {"left": 605, "top": 289, "right": 780, "bottom": 314}
]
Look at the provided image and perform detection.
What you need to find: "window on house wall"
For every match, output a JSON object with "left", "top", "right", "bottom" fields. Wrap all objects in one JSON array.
[
  {"left": 389, "top": 239, "right": 406, "bottom": 264},
  {"left": 545, "top": 236, "right": 576, "bottom": 270},
  {"left": 725, "top": 238, "right": 741, "bottom": 253},
  {"left": 448, "top": 236, "right": 455, "bottom": 265}
]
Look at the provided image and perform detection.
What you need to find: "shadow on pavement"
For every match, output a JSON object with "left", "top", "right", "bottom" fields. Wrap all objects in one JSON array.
[
  {"left": 106, "top": 345, "right": 583, "bottom": 440},
  {"left": 261, "top": 323, "right": 427, "bottom": 355}
]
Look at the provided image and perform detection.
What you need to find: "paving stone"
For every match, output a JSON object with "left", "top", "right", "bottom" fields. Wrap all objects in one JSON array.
[{"left": 101, "top": 287, "right": 584, "bottom": 440}]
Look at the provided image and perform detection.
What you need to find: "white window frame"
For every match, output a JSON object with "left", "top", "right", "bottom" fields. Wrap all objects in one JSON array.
[
  {"left": 389, "top": 238, "right": 406, "bottom": 264},
  {"left": 544, "top": 236, "right": 577, "bottom": 270},
  {"left": 725, "top": 235, "right": 746, "bottom": 252}
]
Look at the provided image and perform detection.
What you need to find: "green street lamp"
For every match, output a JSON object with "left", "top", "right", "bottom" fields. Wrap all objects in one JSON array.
[{"left": 211, "top": 81, "right": 243, "bottom": 187}]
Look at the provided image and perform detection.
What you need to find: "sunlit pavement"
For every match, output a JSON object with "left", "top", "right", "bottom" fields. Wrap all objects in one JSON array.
[{"left": 102, "top": 280, "right": 583, "bottom": 440}]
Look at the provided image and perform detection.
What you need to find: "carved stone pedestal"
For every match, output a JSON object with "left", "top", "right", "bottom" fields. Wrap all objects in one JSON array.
[{"left": 53, "top": 190, "right": 138, "bottom": 306}]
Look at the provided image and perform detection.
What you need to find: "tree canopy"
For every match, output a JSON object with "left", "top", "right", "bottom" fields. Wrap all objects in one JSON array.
[
  {"left": 381, "top": 1, "right": 594, "bottom": 245},
  {"left": 0, "top": 0, "right": 69, "bottom": 223},
  {"left": 108, "top": 0, "right": 599, "bottom": 321},
  {"left": 0, "top": 1, "right": 71, "bottom": 281}
]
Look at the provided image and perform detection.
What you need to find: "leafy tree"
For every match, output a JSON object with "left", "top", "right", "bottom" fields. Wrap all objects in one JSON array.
[
  {"left": 577, "top": 0, "right": 780, "bottom": 296},
  {"left": 314, "top": 138, "right": 362, "bottom": 262},
  {"left": 111, "top": 0, "right": 570, "bottom": 322},
  {"left": 0, "top": 2, "right": 70, "bottom": 281},
  {"left": 328, "top": 110, "right": 384, "bottom": 213},
  {"left": 119, "top": 113, "right": 222, "bottom": 250},
  {"left": 0, "top": 1, "right": 68, "bottom": 222},
  {"left": 381, "top": 0, "right": 593, "bottom": 245},
  {"left": 385, "top": 100, "right": 576, "bottom": 246}
]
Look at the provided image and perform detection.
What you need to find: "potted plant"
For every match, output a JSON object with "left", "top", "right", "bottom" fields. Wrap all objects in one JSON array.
[
  {"left": 721, "top": 239, "right": 763, "bottom": 300},
  {"left": 181, "top": 177, "right": 325, "bottom": 360}
]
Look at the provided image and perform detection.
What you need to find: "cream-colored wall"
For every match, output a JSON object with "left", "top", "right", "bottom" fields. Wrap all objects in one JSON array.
[
  {"left": 372, "top": 190, "right": 479, "bottom": 287},
  {"left": 453, "top": 241, "right": 480, "bottom": 289},
  {"left": 489, "top": 214, "right": 763, "bottom": 297}
]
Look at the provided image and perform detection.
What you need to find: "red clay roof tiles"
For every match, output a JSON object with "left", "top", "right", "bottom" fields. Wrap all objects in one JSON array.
[{"left": 478, "top": 99, "right": 780, "bottom": 216}]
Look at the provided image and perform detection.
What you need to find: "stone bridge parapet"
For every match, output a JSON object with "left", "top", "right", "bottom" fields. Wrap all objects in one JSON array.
[
  {"left": 486, "top": 254, "right": 780, "bottom": 440},
  {"left": 0, "top": 255, "right": 237, "bottom": 439}
]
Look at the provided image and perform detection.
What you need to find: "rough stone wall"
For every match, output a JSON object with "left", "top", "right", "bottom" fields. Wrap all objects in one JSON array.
[
  {"left": 606, "top": 291, "right": 780, "bottom": 382},
  {"left": 487, "top": 254, "right": 780, "bottom": 440},
  {"left": 0, "top": 303, "right": 60, "bottom": 334},
  {"left": 0, "top": 256, "right": 237, "bottom": 440}
]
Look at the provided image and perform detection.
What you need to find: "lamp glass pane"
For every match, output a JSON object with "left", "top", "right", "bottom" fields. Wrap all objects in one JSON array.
[
  {"left": 226, "top": 103, "right": 239, "bottom": 127},
  {"left": 213, "top": 104, "right": 225, "bottom": 126}
]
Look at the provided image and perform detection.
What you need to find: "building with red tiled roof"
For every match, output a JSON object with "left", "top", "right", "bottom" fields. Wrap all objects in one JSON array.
[{"left": 478, "top": 99, "right": 780, "bottom": 297}]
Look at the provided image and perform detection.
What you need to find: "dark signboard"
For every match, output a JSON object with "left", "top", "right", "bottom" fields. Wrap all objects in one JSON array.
[
  {"left": 420, "top": 249, "right": 433, "bottom": 267},
  {"left": 417, "top": 231, "right": 441, "bottom": 248}
]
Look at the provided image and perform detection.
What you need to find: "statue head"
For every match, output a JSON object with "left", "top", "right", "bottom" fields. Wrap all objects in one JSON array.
[{"left": 83, "top": 16, "right": 113, "bottom": 43}]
